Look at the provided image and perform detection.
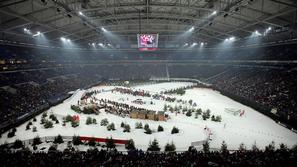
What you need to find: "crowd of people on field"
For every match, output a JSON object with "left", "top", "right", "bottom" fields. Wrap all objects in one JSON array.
[{"left": 113, "top": 87, "right": 178, "bottom": 102}]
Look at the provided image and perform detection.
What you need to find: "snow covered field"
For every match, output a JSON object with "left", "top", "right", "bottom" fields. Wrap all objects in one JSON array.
[{"left": 1, "top": 81, "right": 297, "bottom": 151}]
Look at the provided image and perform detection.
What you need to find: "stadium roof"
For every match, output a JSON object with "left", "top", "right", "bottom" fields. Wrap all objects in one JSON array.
[{"left": 0, "top": 0, "right": 297, "bottom": 49}]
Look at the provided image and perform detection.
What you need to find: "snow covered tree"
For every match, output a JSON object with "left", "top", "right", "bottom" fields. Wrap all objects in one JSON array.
[
  {"left": 32, "top": 126, "right": 37, "bottom": 132},
  {"left": 32, "top": 136, "right": 42, "bottom": 146},
  {"left": 279, "top": 143, "right": 288, "bottom": 151},
  {"left": 211, "top": 115, "right": 216, "bottom": 121},
  {"left": 203, "top": 141, "right": 210, "bottom": 153},
  {"left": 164, "top": 142, "right": 176, "bottom": 152},
  {"left": 44, "top": 120, "right": 53, "bottom": 129},
  {"left": 13, "top": 139, "right": 23, "bottom": 149},
  {"left": 72, "top": 135, "right": 82, "bottom": 145},
  {"left": 86, "top": 117, "right": 92, "bottom": 125},
  {"left": 157, "top": 125, "right": 164, "bottom": 132},
  {"left": 121, "top": 122, "right": 125, "bottom": 127},
  {"left": 40, "top": 118, "right": 46, "bottom": 124},
  {"left": 88, "top": 138, "right": 96, "bottom": 146},
  {"left": 186, "top": 110, "right": 192, "bottom": 117},
  {"left": 216, "top": 115, "right": 222, "bottom": 122},
  {"left": 144, "top": 123, "right": 149, "bottom": 130},
  {"left": 265, "top": 141, "right": 275, "bottom": 152},
  {"left": 221, "top": 141, "right": 228, "bottom": 153},
  {"left": 92, "top": 118, "right": 97, "bottom": 124},
  {"left": 7, "top": 130, "right": 15, "bottom": 138},
  {"left": 252, "top": 142, "right": 259, "bottom": 151},
  {"left": 123, "top": 124, "right": 131, "bottom": 132},
  {"left": 196, "top": 108, "right": 202, "bottom": 115},
  {"left": 53, "top": 134, "right": 64, "bottom": 144},
  {"left": 189, "top": 99, "right": 193, "bottom": 105},
  {"left": 49, "top": 114, "right": 57, "bottom": 121},
  {"left": 169, "top": 106, "right": 174, "bottom": 113},
  {"left": 65, "top": 115, "right": 73, "bottom": 122},
  {"left": 144, "top": 127, "right": 152, "bottom": 134},
  {"left": 48, "top": 144, "right": 57, "bottom": 151},
  {"left": 42, "top": 112, "right": 48, "bottom": 118},
  {"left": 106, "top": 137, "right": 115, "bottom": 150},
  {"left": 125, "top": 139, "right": 135, "bottom": 150},
  {"left": 100, "top": 118, "right": 109, "bottom": 126},
  {"left": 171, "top": 126, "right": 179, "bottom": 134},
  {"left": 107, "top": 123, "right": 115, "bottom": 131},
  {"left": 195, "top": 111, "right": 199, "bottom": 119},
  {"left": 202, "top": 112, "right": 208, "bottom": 120},
  {"left": 26, "top": 123, "right": 31, "bottom": 130},
  {"left": 239, "top": 143, "right": 246, "bottom": 152},
  {"left": 147, "top": 139, "right": 160, "bottom": 151},
  {"left": 135, "top": 122, "right": 143, "bottom": 129}
]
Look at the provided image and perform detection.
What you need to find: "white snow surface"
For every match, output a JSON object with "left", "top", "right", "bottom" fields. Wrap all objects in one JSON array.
[{"left": 1, "top": 81, "right": 297, "bottom": 151}]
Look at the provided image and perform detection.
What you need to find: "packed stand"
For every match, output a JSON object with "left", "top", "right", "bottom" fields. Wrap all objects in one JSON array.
[
  {"left": 0, "top": 145, "right": 296, "bottom": 167},
  {"left": 209, "top": 67, "right": 297, "bottom": 128}
]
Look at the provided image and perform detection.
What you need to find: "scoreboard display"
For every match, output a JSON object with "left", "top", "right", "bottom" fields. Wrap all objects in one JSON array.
[{"left": 137, "top": 34, "right": 158, "bottom": 51}]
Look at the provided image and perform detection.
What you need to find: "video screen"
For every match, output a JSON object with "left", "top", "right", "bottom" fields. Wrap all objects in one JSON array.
[{"left": 137, "top": 34, "right": 158, "bottom": 51}]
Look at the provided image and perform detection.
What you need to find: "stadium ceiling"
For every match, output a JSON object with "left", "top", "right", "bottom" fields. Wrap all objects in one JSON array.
[{"left": 0, "top": 0, "right": 297, "bottom": 48}]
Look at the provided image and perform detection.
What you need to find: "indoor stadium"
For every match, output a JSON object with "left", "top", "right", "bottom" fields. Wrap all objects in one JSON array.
[{"left": 0, "top": 0, "right": 297, "bottom": 166}]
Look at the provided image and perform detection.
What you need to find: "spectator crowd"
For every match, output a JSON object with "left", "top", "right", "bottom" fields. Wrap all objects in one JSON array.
[
  {"left": 0, "top": 145, "right": 296, "bottom": 167},
  {"left": 209, "top": 67, "right": 297, "bottom": 128}
]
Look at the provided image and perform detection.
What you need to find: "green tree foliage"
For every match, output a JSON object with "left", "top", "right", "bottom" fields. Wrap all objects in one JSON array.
[
  {"left": 135, "top": 122, "right": 143, "bottom": 129},
  {"left": 203, "top": 141, "right": 210, "bottom": 153},
  {"left": 107, "top": 123, "right": 115, "bottom": 131},
  {"left": 72, "top": 135, "right": 82, "bottom": 145},
  {"left": 100, "top": 118, "right": 109, "bottom": 126},
  {"left": 164, "top": 142, "right": 176, "bottom": 152},
  {"left": 123, "top": 124, "right": 131, "bottom": 132},
  {"left": 32, "top": 136, "right": 42, "bottom": 146},
  {"left": 171, "top": 126, "right": 179, "bottom": 134},
  {"left": 125, "top": 139, "right": 136, "bottom": 150},
  {"left": 147, "top": 139, "right": 161, "bottom": 151},
  {"left": 221, "top": 141, "right": 228, "bottom": 153},
  {"left": 106, "top": 137, "right": 115, "bottom": 150},
  {"left": 86, "top": 117, "right": 92, "bottom": 125},
  {"left": 53, "top": 134, "right": 64, "bottom": 144},
  {"left": 13, "top": 139, "right": 23, "bottom": 149},
  {"left": 157, "top": 125, "right": 164, "bottom": 132}
]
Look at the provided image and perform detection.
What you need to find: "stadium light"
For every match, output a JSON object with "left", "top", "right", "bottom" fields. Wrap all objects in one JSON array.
[
  {"left": 33, "top": 31, "right": 41, "bottom": 37},
  {"left": 23, "top": 28, "right": 32, "bottom": 34},
  {"left": 189, "top": 26, "right": 194, "bottom": 32},
  {"left": 211, "top": 11, "right": 217, "bottom": 15},
  {"left": 200, "top": 42, "right": 204, "bottom": 46},
  {"left": 78, "top": 11, "right": 84, "bottom": 16},
  {"left": 225, "top": 36, "right": 235, "bottom": 42},
  {"left": 254, "top": 30, "right": 262, "bottom": 36},
  {"left": 263, "top": 27, "right": 272, "bottom": 36},
  {"left": 192, "top": 42, "right": 197, "bottom": 46},
  {"left": 67, "top": 39, "right": 71, "bottom": 42},
  {"left": 60, "top": 37, "right": 66, "bottom": 41},
  {"left": 101, "top": 27, "right": 107, "bottom": 32}
]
